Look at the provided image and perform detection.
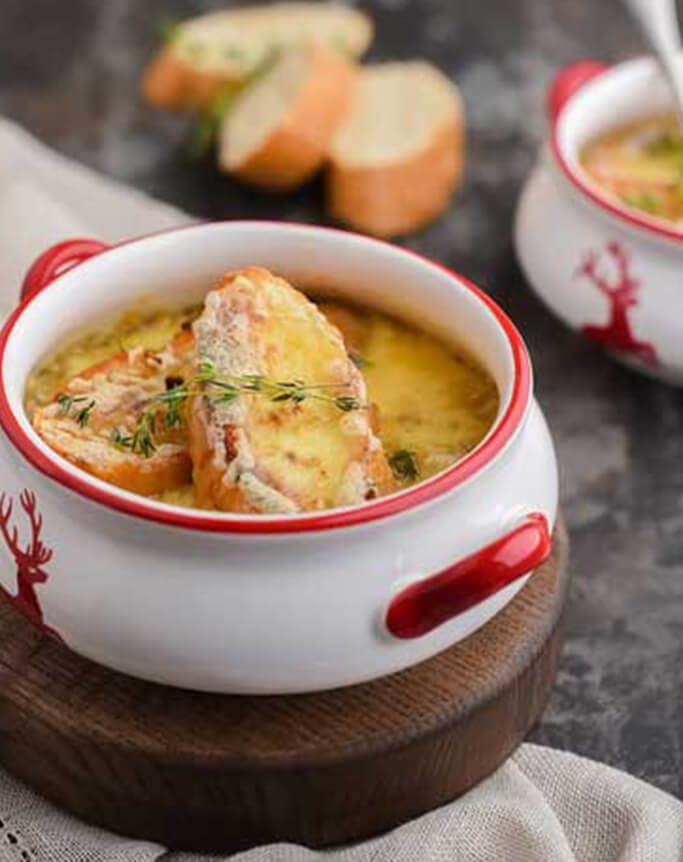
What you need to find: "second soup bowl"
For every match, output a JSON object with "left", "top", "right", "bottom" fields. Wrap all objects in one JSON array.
[{"left": 516, "top": 57, "right": 683, "bottom": 385}]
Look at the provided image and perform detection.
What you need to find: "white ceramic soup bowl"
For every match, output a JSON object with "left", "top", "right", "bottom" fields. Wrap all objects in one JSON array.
[
  {"left": 516, "top": 57, "right": 683, "bottom": 385},
  {"left": 0, "top": 222, "right": 558, "bottom": 694}
]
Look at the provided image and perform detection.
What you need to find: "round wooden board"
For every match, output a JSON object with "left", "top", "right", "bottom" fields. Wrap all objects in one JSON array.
[{"left": 0, "top": 517, "right": 569, "bottom": 854}]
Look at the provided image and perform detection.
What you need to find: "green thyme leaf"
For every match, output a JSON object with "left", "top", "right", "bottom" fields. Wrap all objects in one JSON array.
[
  {"left": 75, "top": 400, "right": 96, "bottom": 428},
  {"left": 186, "top": 46, "right": 282, "bottom": 161},
  {"left": 161, "top": 386, "right": 187, "bottom": 428},
  {"left": 213, "top": 390, "right": 239, "bottom": 405},
  {"left": 157, "top": 17, "right": 182, "bottom": 45},
  {"left": 187, "top": 86, "right": 237, "bottom": 160},
  {"left": 197, "top": 359, "right": 217, "bottom": 380},
  {"left": 246, "top": 45, "right": 282, "bottom": 85},
  {"left": 646, "top": 131, "right": 683, "bottom": 157},
  {"left": 238, "top": 374, "right": 265, "bottom": 392},
  {"left": 132, "top": 413, "right": 157, "bottom": 458},
  {"left": 389, "top": 449, "right": 419, "bottom": 481},
  {"left": 350, "top": 352, "right": 371, "bottom": 370},
  {"left": 110, "top": 427, "right": 134, "bottom": 450},
  {"left": 57, "top": 394, "right": 73, "bottom": 415},
  {"left": 57, "top": 393, "right": 92, "bottom": 424},
  {"left": 335, "top": 395, "right": 362, "bottom": 412},
  {"left": 187, "top": 114, "right": 219, "bottom": 161},
  {"left": 58, "top": 363, "right": 366, "bottom": 460},
  {"left": 622, "top": 191, "right": 660, "bottom": 214}
]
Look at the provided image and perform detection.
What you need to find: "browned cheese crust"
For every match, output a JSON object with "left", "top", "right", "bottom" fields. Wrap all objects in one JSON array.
[
  {"left": 188, "top": 267, "right": 394, "bottom": 513},
  {"left": 32, "top": 331, "right": 194, "bottom": 496}
]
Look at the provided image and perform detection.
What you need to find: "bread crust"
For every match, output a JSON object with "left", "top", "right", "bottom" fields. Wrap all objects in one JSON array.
[
  {"left": 141, "top": 3, "right": 373, "bottom": 113},
  {"left": 219, "top": 47, "right": 356, "bottom": 192},
  {"left": 32, "top": 333, "right": 194, "bottom": 497},
  {"left": 188, "top": 267, "right": 394, "bottom": 513},
  {"left": 326, "top": 119, "right": 465, "bottom": 237},
  {"left": 142, "top": 47, "right": 240, "bottom": 112},
  {"left": 317, "top": 301, "right": 372, "bottom": 355}
]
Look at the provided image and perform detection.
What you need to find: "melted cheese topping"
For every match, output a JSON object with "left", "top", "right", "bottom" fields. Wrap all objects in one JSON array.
[
  {"left": 25, "top": 295, "right": 499, "bottom": 509},
  {"left": 25, "top": 306, "right": 200, "bottom": 415},
  {"left": 361, "top": 315, "right": 499, "bottom": 481}
]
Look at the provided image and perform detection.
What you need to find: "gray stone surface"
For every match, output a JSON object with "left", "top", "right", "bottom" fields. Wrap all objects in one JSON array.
[{"left": 2, "top": 0, "right": 683, "bottom": 795}]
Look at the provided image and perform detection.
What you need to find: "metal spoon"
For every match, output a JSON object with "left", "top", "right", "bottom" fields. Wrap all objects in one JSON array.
[{"left": 626, "top": 0, "right": 683, "bottom": 128}]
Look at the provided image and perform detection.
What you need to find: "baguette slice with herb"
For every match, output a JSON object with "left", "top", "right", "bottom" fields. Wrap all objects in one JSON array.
[
  {"left": 188, "top": 267, "right": 395, "bottom": 514},
  {"left": 31, "top": 331, "right": 195, "bottom": 496},
  {"left": 217, "top": 44, "right": 355, "bottom": 191},
  {"left": 142, "top": 2, "right": 372, "bottom": 112},
  {"left": 326, "top": 61, "right": 465, "bottom": 237}
]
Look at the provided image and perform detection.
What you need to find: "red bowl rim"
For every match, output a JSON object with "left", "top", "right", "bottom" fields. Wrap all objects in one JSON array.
[
  {"left": 0, "top": 222, "right": 532, "bottom": 535},
  {"left": 550, "top": 59, "right": 683, "bottom": 246}
]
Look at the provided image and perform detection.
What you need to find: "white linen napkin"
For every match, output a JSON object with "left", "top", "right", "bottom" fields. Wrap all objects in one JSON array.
[
  {"left": 0, "top": 117, "right": 188, "bottom": 317},
  {"left": 0, "top": 117, "right": 682, "bottom": 862}
]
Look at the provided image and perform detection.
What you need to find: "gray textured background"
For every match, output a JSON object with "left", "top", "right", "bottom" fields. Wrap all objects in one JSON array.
[{"left": 2, "top": 0, "right": 683, "bottom": 795}]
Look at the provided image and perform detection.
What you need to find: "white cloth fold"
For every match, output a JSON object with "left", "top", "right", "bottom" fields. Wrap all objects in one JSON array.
[
  {"left": 0, "top": 116, "right": 187, "bottom": 317},
  {"left": 0, "top": 118, "right": 681, "bottom": 862}
]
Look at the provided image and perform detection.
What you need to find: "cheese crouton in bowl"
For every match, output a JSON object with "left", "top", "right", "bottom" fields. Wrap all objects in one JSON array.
[{"left": 0, "top": 223, "right": 557, "bottom": 693}]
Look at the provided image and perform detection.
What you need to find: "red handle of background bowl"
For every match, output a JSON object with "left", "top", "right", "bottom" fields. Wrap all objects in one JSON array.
[
  {"left": 21, "top": 238, "right": 110, "bottom": 302},
  {"left": 385, "top": 513, "right": 551, "bottom": 640},
  {"left": 547, "top": 61, "right": 608, "bottom": 124}
]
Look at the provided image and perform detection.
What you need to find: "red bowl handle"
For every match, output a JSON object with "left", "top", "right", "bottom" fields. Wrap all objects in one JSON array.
[
  {"left": 385, "top": 513, "right": 552, "bottom": 640},
  {"left": 21, "top": 238, "right": 110, "bottom": 302},
  {"left": 547, "top": 61, "right": 608, "bottom": 124}
]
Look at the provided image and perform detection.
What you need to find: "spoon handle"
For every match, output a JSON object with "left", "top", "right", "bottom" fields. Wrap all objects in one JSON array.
[{"left": 626, "top": 0, "right": 683, "bottom": 125}]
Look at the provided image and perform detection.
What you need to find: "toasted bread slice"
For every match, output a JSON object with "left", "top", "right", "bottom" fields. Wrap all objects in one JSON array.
[
  {"left": 32, "top": 331, "right": 195, "bottom": 497},
  {"left": 142, "top": 2, "right": 372, "bottom": 112},
  {"left": 326, "top": 62, "right": 465, "bottom": 237},
  {"left": 218, "top": 44, "right": 355, "bottom": 191},
  {"left": 188, "top": 267, "right": 394, "bottom": 514}
]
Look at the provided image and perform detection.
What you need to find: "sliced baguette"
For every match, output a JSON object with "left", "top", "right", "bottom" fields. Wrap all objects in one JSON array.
[
  {"left": 217, "top": 44, "right": 355, "bottom": 191},
  {"left": 32, "top": 330, "right": 195, "bottom": 497},
  {"left": 188, "top": 267, "right": 394, "bottom": 514},
  {"left": 142, "top": 2, "right": 372, "bottom": 112},
  {"left": 326, "top": 62, "right": 465, "bottom": 237}
]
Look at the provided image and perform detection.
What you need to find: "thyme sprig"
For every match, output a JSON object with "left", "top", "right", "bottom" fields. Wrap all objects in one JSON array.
[
  {"left": 111, "top": 413, "right": 158, "bottom": 459},
  {"left": 188, "top": 86, "right": 237, "bottom": 160},
  {"left": 101, "top": 360, "right": 364, "bottom": 458},
  {"left": 187, "top": 46, "right": 282, "bottom": 160},
  {"left": 57, "top": 394, "right": 96, "bottom": 428},
  {"left": 194, "top": 360, "right": 362, "bottom": 410}
]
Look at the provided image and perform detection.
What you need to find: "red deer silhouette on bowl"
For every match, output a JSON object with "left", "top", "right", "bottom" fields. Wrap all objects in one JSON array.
[
  {"left": 0, "top": 490, "right": 61, "bottom": 642},
  {"left": 576, "top": 241, "right": 657, "bottom": 366}
]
